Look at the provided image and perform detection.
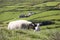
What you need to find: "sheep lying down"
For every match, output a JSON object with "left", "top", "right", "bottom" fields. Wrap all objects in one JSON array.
[
  {"left": 8, "top": 20, "right": 33, "bottom": 30},
  {"left": 8, "top": 20, "right": 40, "bottom": 31}
]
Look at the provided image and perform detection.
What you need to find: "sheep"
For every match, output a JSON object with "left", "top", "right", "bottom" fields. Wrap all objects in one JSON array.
[{"left": 8, "top": 20, "right": 34, "bottom": 30}]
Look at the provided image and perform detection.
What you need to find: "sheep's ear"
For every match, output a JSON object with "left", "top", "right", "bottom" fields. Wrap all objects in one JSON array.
[
  {"left": 29, "top": 24, "right": 33, "bottom": 26},
  {"left": 32, "top": 24, "right": 34, "bottom": 26}
]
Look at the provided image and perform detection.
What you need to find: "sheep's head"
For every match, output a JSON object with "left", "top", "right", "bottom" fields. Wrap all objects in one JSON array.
[{"left": 27, "top": 23, "right": 35, "bottom": 29}]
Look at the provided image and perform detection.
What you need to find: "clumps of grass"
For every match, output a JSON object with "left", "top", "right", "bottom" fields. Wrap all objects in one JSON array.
[
  {"left": 0, "top": 28, "right": 41, "bottom": 40},
  {"left": 0, "top": 21, "right": 5, "bottom": 27},
  {"left": 41, "top": 24, "right": 60, "bottom": 30},
  {"left": 55, "top": 25, "right": 60, "bottom": 28},
  {"left": 57, "top": 19, "right": 60, "bottom": 21},
  {"left": 0, "top": 28, "right": 19, "bottom": 40},
  {"left": 0, "top": 29, "right": 9, "bottom": 40},
  {"left": 46, "top": 26, "right": 58, "bottom": 29},
  {"left": 27, "top": 34, "right": 41, "bottom": 39},
  {"left": 0, "top": 21, "right": 3, "bottom": 24},
  {"left": 29, "top": 20, "right": 42, "bottom": 23},
  {"left": 46, "top": 27, "right": 53, "bottom": 29},
  {"left": 52, "top": 19, "right": 60, "bottom": 21},
  {"left": 15, "top": 30, "right": 41, "bottom": 39},
  {"left": 48, "top": 31, "right": 60, "bottom": 40},
  {"left": 15, "top": 30, "right": 27, "bottom": 34},
  {"left": 40, "top": 30, "right": 60, "bottom": 40}
]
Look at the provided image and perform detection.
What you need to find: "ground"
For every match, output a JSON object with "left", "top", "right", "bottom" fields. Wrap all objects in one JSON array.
[{"left": 0, "top": 0, "right": 60, "bottom": 40}]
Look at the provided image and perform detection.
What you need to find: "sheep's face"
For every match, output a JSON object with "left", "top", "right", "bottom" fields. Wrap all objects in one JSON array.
[{"left": 28, "top": 24, "right": 35, "bottom": 29}]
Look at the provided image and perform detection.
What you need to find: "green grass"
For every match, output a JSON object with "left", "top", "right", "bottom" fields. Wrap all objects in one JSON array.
[
  {"left": 34, "top": 2, "right": 60, "bottom": 7},
  {"left": 0, "top": 27, "right": 60, "bottom": 40},
  {"left": 19, "top": 10, "right": 60, "bottom": 21},
  {"left": 0, "top": 1, "right": 60, "bottom": 40},
  {"left": 46, "top": 2, "right": 60, "bottom": 6}
]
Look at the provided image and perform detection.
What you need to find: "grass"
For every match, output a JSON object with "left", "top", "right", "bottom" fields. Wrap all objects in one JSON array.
[
  {"left": 19, "top": 10, "right": 60, "bottom": 21},
  {"left": 0, "top": 27, "right": 60, "bottom": 40},
  {"left": 46, "top": 2, "right": 60, "bottom": 6},
  {"left": 34, "top": 2, "right": 60, "bottom": 7},
  {"left": 0, "top": 1, "right": 60, "bottom": 40}
]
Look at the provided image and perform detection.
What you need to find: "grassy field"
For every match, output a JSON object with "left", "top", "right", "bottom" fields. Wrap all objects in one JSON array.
[{"left": 0, "top": 0, "right": 60, "bottom": 40}]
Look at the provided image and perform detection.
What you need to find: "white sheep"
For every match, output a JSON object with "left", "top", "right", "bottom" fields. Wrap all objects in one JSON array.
[{"left": 8, "top": 20, "right": 33, "bottom": 30}]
